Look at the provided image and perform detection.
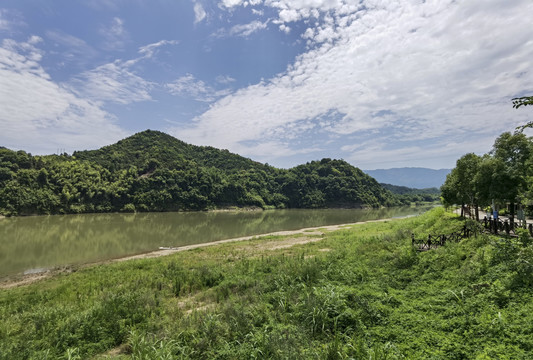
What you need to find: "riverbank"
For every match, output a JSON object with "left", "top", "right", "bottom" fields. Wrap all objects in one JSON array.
[
  {"left": 0, "top": 216, "right": 407, "bottom": 289},
  {"left": 3, "top": 207, "right": 532, "bottom": 359},
  {"left": 1, "top": 207, "right": 532, "bottom": 359}
]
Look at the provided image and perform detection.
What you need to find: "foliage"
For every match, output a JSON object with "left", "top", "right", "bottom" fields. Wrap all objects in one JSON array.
[
  {"left": 379, "top": 183, "right": 440, "bottom": 204},
  {"left": 1, "top": 208, "right": 533, "bottom": 359},
  {"left": 513, "top": 95, "right": 533, "bottom": 134},
  {"left": 441, "top": 132, "right": 533, "bottom": 213},
  {"left": 0, "top": 131, "right": 401, "bottom": 216},
  {"left": 512, "top": 96, "right": 533, "bottom": 109}
]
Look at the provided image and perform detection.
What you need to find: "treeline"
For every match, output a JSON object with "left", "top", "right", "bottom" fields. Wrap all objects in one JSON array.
[
  {"left": 381, "top": 183, "right": 440, "bottom": 204},
  {"left": 0, "top": 130, "right": 410, "bottom": 216},
  {"left": 441, "top": 131, "right": 533, "bottom": 218}
]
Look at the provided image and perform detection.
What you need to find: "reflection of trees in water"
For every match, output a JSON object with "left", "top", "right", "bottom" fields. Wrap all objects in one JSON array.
[{"left": 0, "top": 206, "right": 434, "bottom": 276}]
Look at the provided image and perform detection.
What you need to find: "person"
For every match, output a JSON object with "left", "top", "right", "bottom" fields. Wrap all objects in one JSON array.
[
  {"left": 517, "top": 208, "right": 525, "bottom": 227},
  {"left": 493, "top": 209, "right": 499, "bottom": 234}
]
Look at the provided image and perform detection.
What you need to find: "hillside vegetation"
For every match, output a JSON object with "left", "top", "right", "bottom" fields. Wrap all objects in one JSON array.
[
  {"left": 381, "top": 183, "right": 440, "bottom": 204},
  {"left": 0, "top": 130, "right": 402, "bottom": 216},
  {"left": 1, "top": 208, "right": 532, "bottom": 359}
]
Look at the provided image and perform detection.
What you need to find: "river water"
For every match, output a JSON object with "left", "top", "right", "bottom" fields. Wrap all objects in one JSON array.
[{"left": 0, "top": 206, "right": 433, "bottom": 277}]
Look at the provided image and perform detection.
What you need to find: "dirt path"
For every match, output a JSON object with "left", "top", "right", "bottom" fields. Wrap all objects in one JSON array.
[{"left": 0, "top": 217, "right": 402, "bottom": 289}]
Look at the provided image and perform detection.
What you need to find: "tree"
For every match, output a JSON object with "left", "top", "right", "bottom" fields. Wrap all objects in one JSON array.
[
  {"left": 490, "top": 132, "right": 533, "bottom": 223},
  {"left": 440, "top": 171, "right": 459, "bottom": 210},
  {"left": 474, "top": 156, "right": 508, "bottom": 207},
  {"left": 513, "top": 96, "right": 533, "bottom": 132},
  {"left": 441, "top": 153, "right": 481, "bottom": 219}
]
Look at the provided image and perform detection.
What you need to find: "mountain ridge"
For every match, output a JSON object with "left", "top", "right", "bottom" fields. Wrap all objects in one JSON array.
[
  {"left": 364, "top": 167, "right": 451, "bottom": 189},
  {"left": 0, "top": 130, "right": 402, "bottom": 215}
]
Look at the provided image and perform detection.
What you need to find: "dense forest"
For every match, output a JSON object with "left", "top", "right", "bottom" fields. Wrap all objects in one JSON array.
[
  {"left": 0, "top": 130, "right": 435, "bottom": 216},
  {"left": 441, "top": 130, "right": 533, "bottom": 219}
]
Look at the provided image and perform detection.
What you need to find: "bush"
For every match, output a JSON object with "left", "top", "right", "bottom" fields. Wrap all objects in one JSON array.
[{"left": 121, "top": 203, "right": 136, "bottom": 212}]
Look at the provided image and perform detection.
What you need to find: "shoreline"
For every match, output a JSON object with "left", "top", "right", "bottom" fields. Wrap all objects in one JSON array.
[{"left": 0, "top": 216, "right": 409, "bottom": 290}]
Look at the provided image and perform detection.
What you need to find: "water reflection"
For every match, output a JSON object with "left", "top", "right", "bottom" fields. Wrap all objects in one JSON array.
[{"left": 0, "top": 206, "right": 433, "bottom": 277}]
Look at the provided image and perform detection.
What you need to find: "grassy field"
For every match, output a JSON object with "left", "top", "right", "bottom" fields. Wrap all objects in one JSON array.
[{"left": 1, "top": 207, "right": 532, "bottom": 359}]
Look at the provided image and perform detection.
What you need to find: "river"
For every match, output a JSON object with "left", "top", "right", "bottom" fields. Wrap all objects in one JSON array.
[{"left": 0, "top": 206, "right": 434, "bottom": 277}]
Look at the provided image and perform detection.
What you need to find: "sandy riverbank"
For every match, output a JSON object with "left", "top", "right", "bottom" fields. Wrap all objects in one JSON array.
[{"left": 0, "top": 216, "right": 405, "bottom": 289}]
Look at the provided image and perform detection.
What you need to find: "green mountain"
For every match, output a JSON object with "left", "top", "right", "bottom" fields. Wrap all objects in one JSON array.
[
  {"left": 380, "top": 183, "right": 440, "bottom": 203},
  {"left": 0, "top": 130, "right": 399, "bottom": 216},
  {"left": 73, "top": 129, "right": 271, "bottom": 174}
]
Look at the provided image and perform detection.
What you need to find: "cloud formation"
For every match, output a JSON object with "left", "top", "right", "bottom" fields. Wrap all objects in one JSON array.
[
  {"left": 0, "top": 37, "right": 126, "bottom": 153},
  {"left": 0, "top": 8, "right": 25, "bottom": 31},
  {"left": 70, "top": 61, "right": 154, "bottom": 104},
  {"left": 174, "top": 0, "right": 533, "bottom": 168},
  {"left": 99, "top": 17, "right": 128, "bottom": 50},
  {"left": 137, "top": 39, "right": 179, "bottom": 59},
  {"left": 194, "top": 2, "right": 207, "bottom": 24},
  {"left": 69, "top": 39, "right": 179, "bottom": 104},
  {"left": 213, "top": 20, "right": 268, "bottom": 38},
  {"left": 166, "top": 74, "right": 232, "bottom": 102}
]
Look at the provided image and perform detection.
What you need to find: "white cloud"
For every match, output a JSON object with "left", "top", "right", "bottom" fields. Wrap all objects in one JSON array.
[
  {"left": 216, "top": 75, "right": 236, "bottom": 84},
  {"left": 279, "top": 24, "right": 291, "bottom": 34},
  {"left": 0, "top": 38, "right": 126, "bottom": 154},
  {"left": 166, "top": 74, "right": 231, "bottom": 102},
  {"left": 177, "top": 0, "right": 533, "bottom": 168},
  {"left": 0, "top": 8, "right": 25, "bottom": 31},
  {"left": 231, "top": 20, "right": 268, "bottom": 36},
  {"left": 99, "top": 17, "right": 128, "bottom": 50},
  {"left": 70, "top": 61, "right": 154, "bottom": 104},
  {"left": 0, "top": 9, "right": 10, "bottom": 31},
  {"left": 215, "top": 20, "right": 268, "bottom": 38},
  {"left": 220, "top": 0, "right": 247, "bottom": 8},
  {"left": 194, "top": 2, "right": 207, "bottom": 23},
  {"left": 69, "top": 39, "right": 179, "bottom": 105},
  {"left": 137, "top": 39, "right": 179, "bottom": 59},
  {"left": 46, "top": 30, "right": 99, "bottom": 68}
]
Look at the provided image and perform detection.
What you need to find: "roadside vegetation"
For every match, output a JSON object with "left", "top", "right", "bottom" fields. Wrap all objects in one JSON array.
[{"left": 1, "top": 207, "right": 532, "bottom": 359}]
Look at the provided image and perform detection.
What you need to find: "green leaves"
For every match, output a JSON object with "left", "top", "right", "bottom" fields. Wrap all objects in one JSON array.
[{"left": 512, "top": 96, "right": 533, "bottom": 109}]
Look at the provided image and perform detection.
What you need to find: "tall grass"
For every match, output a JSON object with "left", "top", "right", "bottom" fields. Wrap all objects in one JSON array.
[{"left": 1, "top": 207, "right": 533, "bottom": 358}]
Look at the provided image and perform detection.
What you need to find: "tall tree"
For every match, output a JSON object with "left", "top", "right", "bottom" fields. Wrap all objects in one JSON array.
[
  {"left": 490, "top": 132, "right": 533, "bottom": 223},
  {"left": 441, "top": 153, "right": 482, "bottom": 219}
]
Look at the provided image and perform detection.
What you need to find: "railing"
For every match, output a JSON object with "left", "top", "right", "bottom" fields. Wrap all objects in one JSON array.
[
  {"left": 412, "top": 214, "right": 533, "bottom": 251},
  {"left": 481, "top": 216, "right": 533, "bottom": 237},
  {"left": 411, "top": 225, "right": 476, "bottom": 251}
]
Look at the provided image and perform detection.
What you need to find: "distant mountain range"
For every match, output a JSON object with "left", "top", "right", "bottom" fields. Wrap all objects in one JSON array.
[{"left": 363, "top": 167, "right": 451, "bottom": 189}]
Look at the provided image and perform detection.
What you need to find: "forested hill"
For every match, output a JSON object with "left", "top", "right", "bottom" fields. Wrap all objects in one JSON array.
[
  {"left": 73, "top": 130, "right": 271, "bottom": 173},
  {"left": 380, "top": 183, "right": 440, "bottom": 203},
  {"left": 0, "top": 130, "right": 400, "bottom": 216}
]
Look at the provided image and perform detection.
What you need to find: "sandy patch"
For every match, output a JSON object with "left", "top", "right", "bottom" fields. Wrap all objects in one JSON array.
[{"left": 258, "top": 236, "right": 323, "bottom": 250}]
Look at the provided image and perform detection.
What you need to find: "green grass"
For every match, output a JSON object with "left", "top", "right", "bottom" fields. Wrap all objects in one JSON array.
[{"left": 1, "top": 207, "right": 533, "bottom": 359}]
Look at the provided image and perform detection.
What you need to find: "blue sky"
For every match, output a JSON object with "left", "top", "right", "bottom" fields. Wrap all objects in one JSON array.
[{"left": 0, "top": 0, "right": 532, "bottom": 170}]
